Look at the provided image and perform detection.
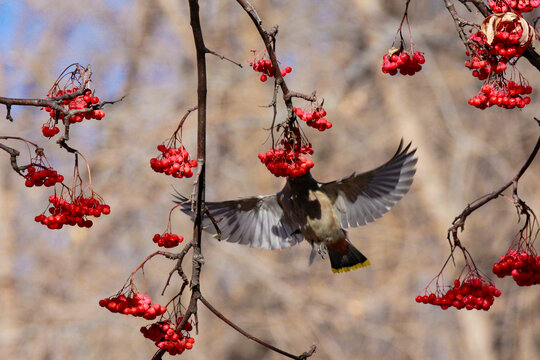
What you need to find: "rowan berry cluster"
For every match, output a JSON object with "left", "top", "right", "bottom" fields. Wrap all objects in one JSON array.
[
  {"left": 416, "top": 277, "right": 501, "bottom": 310},
  {"left": 293, "top": 107, "right": 332, "bottom": 131},
  {"left": 381, "top": 50, "right": 425, "bottom": 76},
  {"left": 468, "top": 81, "right": 531, "bottom": 109},
  {"left": 493, "top": 250, "right": 540, "bottom": 286},
  {"left": 489, "top": 25, "right": 528, "bottom": 58},
  {"left": 141, "top": 320, "right": 195, "bottom": 356},
  {"left": 465, "top": 32, "right": 508, "bottom": 80},
  {"left": 488, "top": 0, "right": 540, "bottom": 13},
  {"left": 99, "top": 292, "right": 167, "bottom": 320},
  {"left": 464, "top": 13, "right": 535, "bottom": 110},
  {"left": 150, "top": 145, "right": 197, "bottom": 178},
  {"left": 153, "top": 233, "right": 184, "bottom": 248},
  {"left": 41, "top": 123, "right": 60, "bottom": 137},
  {"left": 34, "top": 194, "right": 110, "bottom": 229},
  {"left": 44, "top": 88, "right": 104, "bottom": 121},
  {"left": 258, "top": 138, "right": 314, "bottom": 178},
  {"left": 24, "top": 166, "right": 64, "bottom": 188},
  {"left": 250, "top": 56, "right": 292, "bottom": 82}
]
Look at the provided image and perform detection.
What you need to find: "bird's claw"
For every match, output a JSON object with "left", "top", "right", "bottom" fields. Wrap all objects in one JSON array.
[{"left": 317, "top": 243, "right": 327, "bottom": 259}]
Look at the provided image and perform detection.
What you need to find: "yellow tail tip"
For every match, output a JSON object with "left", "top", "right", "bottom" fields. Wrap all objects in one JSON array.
[{"left": 331, "top": 259, "right": 371, "bottom": 274}]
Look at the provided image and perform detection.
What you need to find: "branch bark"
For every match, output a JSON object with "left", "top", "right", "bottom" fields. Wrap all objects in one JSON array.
[{"left": 152, "top": 0, "right": 207, "bottom": 357}]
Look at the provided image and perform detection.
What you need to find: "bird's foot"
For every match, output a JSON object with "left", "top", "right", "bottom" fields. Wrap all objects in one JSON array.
[{"left": 317, "top": 243, "right": 327, "bottom": 259}]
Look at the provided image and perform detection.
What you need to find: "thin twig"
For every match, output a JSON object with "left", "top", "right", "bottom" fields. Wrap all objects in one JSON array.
[
  {"left": 200, "top": 295, "right": 316, "bottom": 360},
  {"left": 161, "top": 242, "right": 193, "bottom": 296},
  {"left": 205, "top": 48, "right": 243, "bottom": 68}
]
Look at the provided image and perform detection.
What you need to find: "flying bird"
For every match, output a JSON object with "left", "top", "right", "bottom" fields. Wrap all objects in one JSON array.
[{"left": 174, "top": 140, "right": 417, "bottom": 273}]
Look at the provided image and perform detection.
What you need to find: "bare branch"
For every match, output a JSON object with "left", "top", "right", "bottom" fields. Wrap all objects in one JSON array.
[
  {"left": 448, "top": 131, "right": 540, "bottom": 240},
  {"left": 152, "top": 0, "right": 207, "bottom": 358},
  {"left": 205, "top": 47, "right": 243, "bottom": 68},
  {"left": 200, "top": 295, "right": 317, "bottom": 360},
  {"left": 0, "top": 142, "right": 22, "bottom": 175}
]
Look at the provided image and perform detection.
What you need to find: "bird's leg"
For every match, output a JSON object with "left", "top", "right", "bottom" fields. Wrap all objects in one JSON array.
[{"left": 317, "top": 242, "right": 327, "bottom": 258}]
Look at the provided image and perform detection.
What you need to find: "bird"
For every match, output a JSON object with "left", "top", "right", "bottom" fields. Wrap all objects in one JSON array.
[{"left": 174, "top": 140, "right": 417, "bottom": 273}]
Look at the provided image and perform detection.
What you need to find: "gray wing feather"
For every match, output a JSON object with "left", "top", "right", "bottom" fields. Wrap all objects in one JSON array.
[
  {"left": 173, "top": 192, "right": 303, "bottom": 250},
  {"left": 321, "top": 140, "right": 417, "bottom": 228}
]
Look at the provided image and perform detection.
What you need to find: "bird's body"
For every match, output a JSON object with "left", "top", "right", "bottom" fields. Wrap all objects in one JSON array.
[
  {"left": 175, "top": 140, "right": 417, "bottom": 273},
  {"left": 279, "top": 173, "right": 342, "bottom": 245}
]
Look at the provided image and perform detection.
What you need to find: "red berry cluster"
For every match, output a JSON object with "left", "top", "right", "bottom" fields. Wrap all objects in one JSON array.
[
  {"left": 492, "top": 250, "right": 540, "bottom": 286},
  {"left": 24, "top": 166, "right": 64, "bottom": 187},
  {"left": 43, "top": 88, "right": 105, "bottom": 126},
  {"left": 34, "top": 194, "right": 111, "bottom": 229},
  {"left": 141, "top": 320, "right": 195, "bottom": 356},
  {"left": 416, "top": 277, "right": 501, "bottom": 311},
  {"left": 490, "top": 26, "right": 528, "bottom": 59},
  {"left": 465, "top": 27, "right": 534, "bottom": 109},
  {"left": 41, "top": 123, "right": 60, "bottom": 137},
  {"left": 488, "top": 0, "right": 540, "bottom": 13},
  {"left": 468, "top": 81, "right": 532, "bottom": 109},
  {"left": 258, "top": 139, "right": 314, "bottom": 178},
  {"left": 465, "top": 32, "right": 509, "bottom": 81},
  {"left": 152, "top": 233, "right": 184, "bottom": 248},
  {"left": 141, "top": 321, "right": 193, "bottom": 341},
  {"left": 150, "top": 145, "right": 197, "bottom": 178},
  {"left": 250, "top": 57, "right": 292, "bottom": 82},
  {"left": 99, "top": 293, "right": 167, "bottom": 320},
  {"left": 381, "top": 50, "right": 425, "bottom": 76},
  {"left": 293, "top": 107, "right": 332, "bottom": 131}
]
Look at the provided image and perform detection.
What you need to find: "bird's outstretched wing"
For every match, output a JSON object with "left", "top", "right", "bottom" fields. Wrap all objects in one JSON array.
[
  {"left": 173, "top": 192, "right": 303, "bottom": 250},
  {"left": 320, "top": 140, "right": 417, "bottom": 228}
]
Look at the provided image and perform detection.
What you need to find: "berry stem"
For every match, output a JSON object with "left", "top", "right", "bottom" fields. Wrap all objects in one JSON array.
[{"left": 127, "top": 251, "right": 180, "bottom": 289}]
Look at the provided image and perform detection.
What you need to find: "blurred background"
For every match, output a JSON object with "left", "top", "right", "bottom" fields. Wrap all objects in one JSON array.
[{"left": 1, "top": 0, "right": 539, "bottom": 359}]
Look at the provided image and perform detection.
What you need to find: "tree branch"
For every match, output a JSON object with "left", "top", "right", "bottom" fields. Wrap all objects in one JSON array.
[
  {"left": 0, "top": 142, "right": 22, "bottom": 175},
  {"left": 449, "top": 131, "right": 540, "bottom": 238},
  {"left": 152, "top": 0, "right": 207, "bottom": 357}
]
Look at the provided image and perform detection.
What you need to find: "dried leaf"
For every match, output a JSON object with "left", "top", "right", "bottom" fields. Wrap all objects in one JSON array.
[
  {"left": 482, "top": 15, "right": 498, "bottom": 45},
  {"left": 388, "top": 47, "right": 400, "bottom": 56},
  {"left": 501, "top": 12, "right": 517, "bottom": 23}
]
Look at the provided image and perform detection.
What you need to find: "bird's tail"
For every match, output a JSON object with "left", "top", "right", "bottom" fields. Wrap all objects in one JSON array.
[{"left": 327, "top": 236, "right": 370, "bottom": 274}]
